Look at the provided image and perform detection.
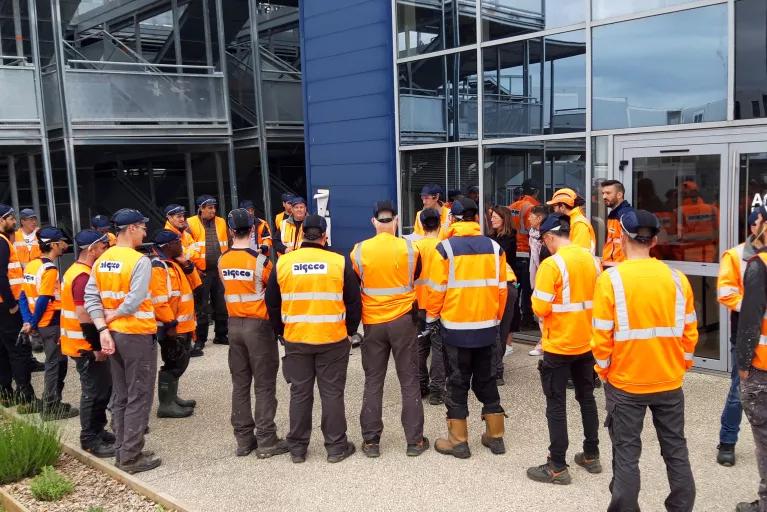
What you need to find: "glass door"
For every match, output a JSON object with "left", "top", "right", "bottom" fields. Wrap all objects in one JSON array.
[{"left": 621, "top": 143, "right": 729, "bottom": 371}]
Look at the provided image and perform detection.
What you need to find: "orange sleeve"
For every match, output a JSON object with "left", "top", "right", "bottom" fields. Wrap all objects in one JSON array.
[
  {"left": 680, "top": 272, "right": 700, "bottom": 370},
  {"left": 571, "top": 223, "right": 593, "bottom": 252},
  {"left": 531, "top": 259, "right": 557, "bottom": 319},
  {"left": 150, "top": 265, "right": 174, "bottom": 324},
  {"left": 261, "top": 258, "right": 273, "bottom": 286},
  {"left": 424, "top": 244, "right": 448, "bottom": 322},
  {"left": 38, "top": 267, "right": 58, "bottom": 296},
  {"left": 590, "top": 271, "right": 616, "bottom": 380},
  {"left": 717, "top": 251, "right": 742, "bottom": 312}
]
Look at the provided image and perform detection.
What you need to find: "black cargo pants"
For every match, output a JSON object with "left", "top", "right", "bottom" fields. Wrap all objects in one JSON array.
[
  {"left": 443, "top": 340, "right": 503, "bottom": 419},
  {"left": 741, "top": 368, "right": 767, "bottom": 512}
]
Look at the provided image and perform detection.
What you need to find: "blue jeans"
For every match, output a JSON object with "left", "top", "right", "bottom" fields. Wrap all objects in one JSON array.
[{"left": 719, "top": 346, "right": 742, "bottom": 445}]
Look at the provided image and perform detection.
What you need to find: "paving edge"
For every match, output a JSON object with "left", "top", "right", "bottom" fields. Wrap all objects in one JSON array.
[{"left": 0, "top": 407, "right": 193, "bottom": 512}]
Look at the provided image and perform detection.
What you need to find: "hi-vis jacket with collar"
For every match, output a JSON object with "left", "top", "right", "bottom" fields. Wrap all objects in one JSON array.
[
  {"left": 163, "top": 222, "right": 203, "bottom": 290},
  {"left": 186, "top": 215, "right": 229, "bottom": 271},
  {"left": 425, "top": 221, "right": 508, "bottom": 348},
  {"left": 568, "top": 207, "right": 596, "bottom": 255},
  {"left": 532, "top": 244, "right": 601, "bottom": 355},
  {"left": 591, "top": 257, "right": 698, "bottom": 394},
  {"left": 22, "top": 257, "right": 61, "bottom": 328},
  {"left": 602, "top": 201, "right": 632, "bottom": 267},
  {"left": 150, "top": 256, "right": 196, "bottom": 334},
  {"left": 413, "top": 205, "right": 451, "bottom": 237},
  {"left": 414, "top": 235, "right": 440, "bottom": 309},
  {"left": 717, "top": 237, "right": 758, "bottom": 314}
]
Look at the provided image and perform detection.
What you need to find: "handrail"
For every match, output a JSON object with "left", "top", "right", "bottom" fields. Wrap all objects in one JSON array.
[{"left": 67, "top": 59, "right": 215, "bottom": 71}]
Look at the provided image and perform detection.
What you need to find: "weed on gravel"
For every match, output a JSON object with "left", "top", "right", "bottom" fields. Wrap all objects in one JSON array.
[{"left": 29, "top": 466, "right": 74, "bottom": 501}]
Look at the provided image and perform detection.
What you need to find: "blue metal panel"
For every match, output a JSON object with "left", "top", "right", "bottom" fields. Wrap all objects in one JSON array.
[{"left": 300, "top": 0, "right": 396, "bottom": 254}]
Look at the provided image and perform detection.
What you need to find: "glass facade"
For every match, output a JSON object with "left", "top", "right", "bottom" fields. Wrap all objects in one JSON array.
[{"left": 735, "top": 0, "right": 767, "bottom": 120}]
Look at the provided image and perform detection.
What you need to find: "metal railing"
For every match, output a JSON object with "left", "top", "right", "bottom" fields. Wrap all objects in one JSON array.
[{"left": 0, "top": 66, "right": 39, "bottom": 123}]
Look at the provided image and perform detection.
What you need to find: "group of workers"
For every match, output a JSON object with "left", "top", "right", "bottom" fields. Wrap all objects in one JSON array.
[{"left": 0, "top": 174, "right": 765, "bottom": 511}]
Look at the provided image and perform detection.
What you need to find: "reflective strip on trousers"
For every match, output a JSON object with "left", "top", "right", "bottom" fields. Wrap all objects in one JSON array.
[
  {"left": 414, "top": 278, "right": 447, "bottom": 292},
  {"left": 354, "top": 238, "right": 414, "bottom": 294},
  {"left": 440, "top": 318, "right": 499, "bottom": 330},
  {"left": 282, "top": 313, "right": 346, "bottom": 324},
  {"left": 441, "top": 238, "right": 501, "bottom": 289},
  {"left": 608, "top": 266, "right": 686, "bottom": 342},
  {"left": 280, "top": 292, "right": 343, "bottom": 301},
  {"left": 225, "top": 293, "right": 265, "bottom": 303}
]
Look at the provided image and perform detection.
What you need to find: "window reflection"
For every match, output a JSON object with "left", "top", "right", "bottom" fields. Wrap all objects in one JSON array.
[
  {"left": 483, "top": 30, "right": 585, "bottom": 138},
  {"left": 592, "top": 5, "right": 727, "bottom": 130},
  {"left": 592, "top": 0, "right": 701, "bottom": 20},
  {"left": 735, "top": 0, "right": 767, "bottom": 120},
  {"left": 397, "top": 0, "right": 476, "bottom": 58},
  {"left": 481, "top": 0, "right": 585, "bottom": 41}
]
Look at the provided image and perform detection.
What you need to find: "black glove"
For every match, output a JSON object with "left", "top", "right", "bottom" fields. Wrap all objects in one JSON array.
[
  {"left": 81, "top": 323, "right": 101, "bottom": 351},
  {"left": 260, "top": 244, "right": 270, "bottom": 256},
  {"left": 426, "top": 320, "right": 440, "bottom": 336}
]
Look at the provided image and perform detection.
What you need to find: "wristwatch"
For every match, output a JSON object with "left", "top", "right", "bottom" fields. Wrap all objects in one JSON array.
[{"left": 97, "top": 326, "right": 108, "bottom": 333}]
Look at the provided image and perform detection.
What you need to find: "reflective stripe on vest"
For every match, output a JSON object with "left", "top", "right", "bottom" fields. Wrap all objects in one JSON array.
[
  {"left": 354, "top": 238, "right": 415, "bottom": 296},
  {"left": 225, "top": 293, "right": 264, "bottom": 303},
  {"left": 441, "top": 238, "right": 502, "bottom": 290},
  {"left": 545, "top": 253, "right": 594, "bottom": 313},
  {"left": 61, "top": 329, "right": 85, "bottom": 340},
  {"left": 440, "top": 318, "right": 498, "bottom": 329},
  {"left": 281, "top": 313, "right": 346, "bottom": 324},
  {"left": 607, "top": 266, "right": 689, "bottom": 342},
  {"left": 280, "top": 292, "right": 343, "bottom": 301},
  {"left": 414, "top": 278, "right": 447, "bottom": 292}
]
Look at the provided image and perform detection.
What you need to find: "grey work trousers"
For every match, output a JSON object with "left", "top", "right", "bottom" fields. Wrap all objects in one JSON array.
[
  {"left": 110, "top": 333, "right": 157, "bottom": 463},
  {"left": 40, "top": 324, "right": 67, "bottom": 409},
  {"left": 741, "top": 368, "right": 767, "bottom": 512},
  {"left": 228, "top": 317, "right": 279, "bottom": 448},
  {"left": 282, "top": 339, "right": 350, "bottom": 457},
  {"left": 605, "top": 384, "right": 695, "bottom": 512},
  {"left": 360, "top": 313, "right": 424, "bottom": 445}
]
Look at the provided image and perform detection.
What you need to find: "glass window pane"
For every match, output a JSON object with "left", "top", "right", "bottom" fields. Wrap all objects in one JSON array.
[
  {"left": 592, "top": 0, "right": 701, "bottom": 20},
  {"left": 590, "top": 136, "right": 609, "bottom": 253},
  {"left": 397, "top": 1, "right": 476, "bottom": 59},
  {"left": 447, "top": 147, "right": 480, "bottom": 205},
  {"left": 483, "top": 30, "right": 585, "bottom": 139},
  {"left": 447, "top": 51, "right": 479, "bottom": 141},
  {"left": 592, "top": 5, "right": 727, "bottom": 130},
  {"left": 399, "top": 55, "right": 447, "bottom": 145},
  {"left": 481, "top": 0, "right": 585, "bottom": 42},
  {"left": 400, "top": 149, "right": 447, "bottom": 235},
  {"left": 738, "top": 152, "right": 767, "bottom": 242},
  {"left": 735, "top": 0, "right": 767, "bottom": 120}
]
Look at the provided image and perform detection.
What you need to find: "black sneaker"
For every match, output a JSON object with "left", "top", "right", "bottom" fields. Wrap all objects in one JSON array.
[
  {"left": 574, "top": 452, "right": 602, "bottom": 474},
  {"left": 327, "top": 442, "right": 355, "bottom": 463},
  {"left": 736, "top": 501, "right": 760, "bottom": 512},
  {"left": 190, "top": 347, "right": 204, "bottom": 357},
  {"left": 406, "top": 437, "right": 430, "bottom": 457},
  {"left": 428, "top": 390, "right": 444, "bottom": 406},
  {"left": 235, "top": 438, "right": 258, "bottom": 457},
  {"left": 30, "top": 359, "right": 45, "bottom": 372},
  {"left": 717, "top": 443, "right": 736, "bottom": 467},
  {"left": 361, "top": 441, "right": 380, "bottom": 458},
  {"left": 83, "top": 441, "right": 116, "bottom": 458},
  {"left": 117, "top": 453, "right": 162, "bottom": 474},
  {"left": 526, "top": 461, "right": 572, "bottom": 485},
  {"left": 291, "top": 453, "right": 306, "bottom": 464},
  {"left": 212, "top": 336, "right": 229, "bottom": 345}
]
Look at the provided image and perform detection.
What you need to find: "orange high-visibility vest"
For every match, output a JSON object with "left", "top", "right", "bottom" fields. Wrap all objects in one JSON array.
[
  {"left": 568, "top": 208, "right": 596, "bottom": 255},
  {"left": 591, "top": 258, "right": 699, "bottom": 394},
  {"left": 509, "top": 195, "right": 540, "bottom": 254},
  {"left": 218, "top": 248, "right": 271, "bottom": 319},
  {"left": 256, "top": 219, "right": 272, "bottom": 249},
  {"left": 93, "top": 246, "right": 156, "bottom": 335},
  {"left": 163, "top": 222, "right": 203, "bottom": 289},
  {"left": 603, "top": 218, "right": 624, "bottom": 266},
  {"left": 60, "top": 262, "right": 92, "bottom": 357},
  {"left": 22, "top": 257, "right": 61, "bottom": 328},
  {"left": 413, "top": 205, "right": 451, "bottom": 237},
  {"left": 277, "top": 246, "right": 346, "bottom": 344},
  {"left": 0, "top": 233, "right": 23, "bottom": 303},
  {"left": 275, "top": 211, "right": 287, "bottom": 231},
  {"left": 717, "top": 243, "right": 748, "bottom": 312},
  {"left": 425, "top": 222, "right": 508, "bottom": 331},
  {"left": 351, "top": 232, "right": 418, "bottom": 325},
  {"left": 280, "top": 218, "right": 304, "bottom": 254},
  {"left": 532, "top": 244, "right": 600, "bottom": 355},
  {"left": 186, "top": 215, "right": 229, "bottom": 271},
  {"left": 414, "top": 236, "right": 440, "bottom": 309},
  {"left": 150, "top": 257, "right": 196, "bottom": 334},
  {"left": 14, "top": 229, "right": 40, "bottom": 269}
]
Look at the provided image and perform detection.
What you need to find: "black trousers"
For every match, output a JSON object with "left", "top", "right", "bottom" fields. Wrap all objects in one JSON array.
[
  {"left": 0, "top": 305, "right": 34, "bottom": 401},
  {"left": 443, "top": 342, "right": 503, "bottom": 419},
  {"left": 512, "top": 257, "right": 532, "bottom": 331},
  {"left": 606, "top": 384, "right": 694, "bottom": 512},
  {"left": 496, "top": 284, "right": 518, "bottom": 378},
  {"left": 538, "top": 351, "right": 599, "bottom": 469},
  {"left": 158, "top": 332, "right": 192, "bottom": 379},
  {"left": 194, "top": 268, "right": 228, "bottom": 343},
  {"left": 75, "top": 356, "right": 112, "bottom": 449},
  {"left": 417, "top": 314, "right": 445, "bottom": 394}
]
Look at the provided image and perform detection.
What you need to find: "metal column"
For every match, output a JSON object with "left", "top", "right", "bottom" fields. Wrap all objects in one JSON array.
[
  {"left": 214, "top": 152, "right": 226, "bottom": 213},
  {"left": 7, "top": 157, "right": 19, "bottom": 214},
  {"left": 215, "top": 0, "right": 239, "bottom": 210},
  {"left": 171, "top": 0, "right": 182, "bottom": 66},
  {"left": 248, "top": 0, "right": 273, "bottom": 223},
  {"left": 12, "top": 0, "right": 23, "bottom": 57},
  {"left": 185, "top": 153, "right": 195, "bottom": 214},
  {"left": 27, "top": 154, "right": 40, "bottom": 216}
]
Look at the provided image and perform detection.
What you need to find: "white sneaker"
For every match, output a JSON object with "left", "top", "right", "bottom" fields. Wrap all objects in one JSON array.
[
  {"left": 528, "top": 347, "right": 543, "bottom": 356},
  {"left": 504, "top": 345, "right": 514, "bottom": 357}
]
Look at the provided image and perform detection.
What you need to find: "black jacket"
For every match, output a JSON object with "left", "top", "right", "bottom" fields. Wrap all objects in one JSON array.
[{"left": 736, "top": 253, "right": 767, "bottom": 370}]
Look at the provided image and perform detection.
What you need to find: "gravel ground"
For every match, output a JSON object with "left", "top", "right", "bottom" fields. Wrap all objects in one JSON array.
[
  {"left": 2, "top": 453, "right": 162, "bottom": 512},
  {"left": 25, "top": 339, "right": 763, "bottom": 512}
]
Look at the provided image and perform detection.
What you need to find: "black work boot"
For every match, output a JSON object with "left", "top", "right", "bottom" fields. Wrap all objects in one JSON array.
[
  {"left": 41, "top": 402, "right": 79, "bottom": 421},
  {"left": 236, "top": 437, "right": 258, "bottom": 457},
  {"left": 428, "top": 390, "right": 444, "bottom": 406},
  {"left": 156, "top": 372, "right": 193, "bottom": 418},
  {"left": 174, "top": 379, "right": 196, "bottom": 408},
  {"left": 406, "top": 436, "right": 430, "bottom": 457},
  {"left": 717, "top": 443, "right": 736, "bottom": 467},
  {"left": 256, "top": 438, "right": 289, "bottom": 459},
  {"left": 212, "top": 335, "right": 229, "bottom": 345},
  {"left": 118, "top": 452, "right": 162, "bottom": 474},
  {"left": 327, "top": 442, "right": 356, "bottom": 463},
  {"left": 736, "top": 501, "right": 760, "bottom": 512},
  {"left": 190, "top": 340, "right": 205, "bottom": 357},
  {"left": 83, "top": 441, "right": 116, "bottom": 458}
]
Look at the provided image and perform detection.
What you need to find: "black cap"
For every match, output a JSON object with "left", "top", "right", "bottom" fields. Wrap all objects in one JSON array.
[
  {"left": 37, "top": 226, "right": 69, "bottom": 243},
  {"left": 538, "top": 213, "right": 570, "bottom": 236},
  {"left": 239, "top": 199, "right": 255, "bottom": 210},
  {"left": 0, "top": 204, "right": 14, "bottom": 219},
  {"left": 303, "top": 214, "right": 327, "bottom": 240},
  {"left": 164, "top": 204, "right": 186, "bottom": 217},
  {"left": 373, "top": 200, "right": 397, "bottom": 219},
  {"left": 227, "top": 208, "right": 254, "bottom": 230},
  {"left": 74, "top": 229, "right": 109, "bottom": 248},
  {"left": 196, "top": 194, "right": 217, "bottom": 208},
  {"left": 112, "top": 208, "right": 149, "bottom": 228},
  {"left": 450, "top": 197, "right": 478, "bottom": 218},
  {"left": 619, "top": 209, "right": 660, "bottom": 242},
  {"left": 19, "top": 208, "right": 37, "bottom": 220},
  {"left": 467, "top": 185, "right": 479, "bottom": 194},
  {"left": 152, "top": 229, "right": 181, "bottom": 246},
  {"left": 91, "top": 214, "right": 111, "bottom": 229}
]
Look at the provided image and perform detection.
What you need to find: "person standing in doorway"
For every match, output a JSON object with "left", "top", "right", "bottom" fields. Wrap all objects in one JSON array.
[
  {"left": 274, "top": 193, "right": 294, "bottom": 231},
  {"left": 274, "top": 196, "right": 307, "bottom": 256},
  {"left": 600, "top": 180, "right": 632, "bottom": 267}
]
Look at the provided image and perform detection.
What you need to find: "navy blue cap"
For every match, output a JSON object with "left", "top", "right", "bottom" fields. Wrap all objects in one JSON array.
[
  {"left": 289, "top": 196, "right": 306, "bottom": 207},
  {"left": 19, "top": 208, "right": 36, "bottom": 220},
  {"left": 538, "top": 213, "right": 570, "bottom": 236},
  {"left": 152, "top": 229, "right": 181, "bottom": 246},
  {"left": 112, "top": 208, "right": 149, "bottom": 228},
  {"left": 749, "top": 206, "right": 767, "bottom": 226},
  {"left": 91, "top": 215, "right": 111, "bottom": 229},
  {"left": 281, "top": 193, "right": 295, "bottom": 202},
  {"left": 373, "top": 200, "right": 397, "bottom": 218},
  {"left": 196, "top": 194, "right": 217, "bottom": 208},
  {"left": 239, "top": 199, "right": 255, "bottom": 210},
  {"left": 0, "top": 204, "right": 14, "bottom": 219},
  {"left": 164, "top": 204, "right": 186, "bottom": 217},
  {"left": 303, "top": 214, "right": 327, "bottom": 240},
  {"left": 420, "top": 184, "right": 443, "bottom": 197},
  {"left": 37, "top": 226, "right": 69, "bottom": 243},
  {"left": 74, "top": 229, "right": 108, "bottom": 248},
  {"left": 619, "top": 209, "right": 659, "bottom": 242},
  {"left": 227, "top": 208, "right": 254, "bottom": 230},
  {"left": 450, "top": 197, "right": 478, "bottom": 217}
]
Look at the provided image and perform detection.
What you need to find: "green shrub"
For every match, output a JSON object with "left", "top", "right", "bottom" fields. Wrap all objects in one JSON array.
[
  {"left": 0, "top": 416, "right": 60, "bottom": 484},
  {"left": 87, "top": 507, "right": 106, "bottom": 512},
  {"left": 29, "top": 466, "right": 74, "bottom": 501}
]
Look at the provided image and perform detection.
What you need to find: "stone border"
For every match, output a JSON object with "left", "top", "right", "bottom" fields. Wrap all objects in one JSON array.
[{"left": 0, "top": 408, "right": 192, "bottom": 512}]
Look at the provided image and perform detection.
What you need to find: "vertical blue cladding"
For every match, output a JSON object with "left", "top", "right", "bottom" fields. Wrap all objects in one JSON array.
[{"left": 300, "top": 0, "right": 397, "bottom": 255}]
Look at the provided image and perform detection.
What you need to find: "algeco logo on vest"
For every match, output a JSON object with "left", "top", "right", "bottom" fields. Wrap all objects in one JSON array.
[
  {"left": 292, "top": 262, "right": 328, "bottom": 275},
  {"left": 222, "top": 268, "right": 254, "bottom": 281},
  {"left": 98, "top": 261, "right": 122, "bottom": 273}
]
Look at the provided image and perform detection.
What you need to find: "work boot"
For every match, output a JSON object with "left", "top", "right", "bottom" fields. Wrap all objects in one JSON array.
[
  {"left": 30, "top": 358, "right": 45, "bottom": 372},
  {"left": 174, "top": 380, "right": 196, "bottom": 408},
  {"left": 736, "top": 501, "right": 760, "bottom": 512},
  {"left": 156, "top": 372, "right": 193, "bottom": 418},
  {"left": 574, "top": 452, "right": 602, "bottom": 474},
  {"left": 435, "top": 418, "right": 471, "bottom": 459},
  {"left": 190, "top": 340, "right": 204, "bottom": 357},
  {"left": 212, "top": 335, "right": 229, "bottom": 345},
  {"left": 117, "top": 453, "right": 162, "bottom": 474},
  {"left": 41, "top": 402, "right": 79, "bottom": 421},
  {"left": 15, "top": 397, "right": 42, "bottom": 414},
  {"left": 406, "top": 436, "right": 430, "bottom": 457},
  {"left": 256, "top": 438, "right": 289, "bottom": 459},
  {"left": 717, "top": 443, "right": 736, "bottom": 467},
  {"left": 526, "top": 461, "right": 572, "bottom": 485},
  {"left": 361, "top": 441, "right": 380, "bottom": 458},
  {"left": 481, "top": 413, "right": 507, "bottom": 455},
  {"left": 83, "top": 441, "right": 116, "bottom": 459},
  {"left": 428, "top": 390, "right": 444, "bottom": 406},
  {"left": 327, "top": 442, "right": 356, "bottom": 463},
  {"left": 235, "top": 437, "right": 258, "bottom": 457},
  {"left": 100, "top": 430, "right": 116, "bottom": 445}
]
